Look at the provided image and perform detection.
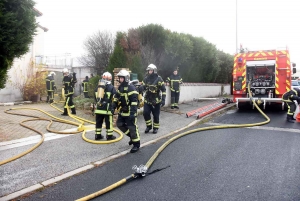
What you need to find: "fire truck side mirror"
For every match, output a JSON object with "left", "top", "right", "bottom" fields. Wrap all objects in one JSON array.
[{"left": 292, "top": 63, "right": 297, "bottom": 74}]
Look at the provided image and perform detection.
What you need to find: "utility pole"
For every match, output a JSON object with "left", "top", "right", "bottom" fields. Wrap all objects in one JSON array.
[{"left": 236, "top": 0, "right": 238, "bottom": 53}]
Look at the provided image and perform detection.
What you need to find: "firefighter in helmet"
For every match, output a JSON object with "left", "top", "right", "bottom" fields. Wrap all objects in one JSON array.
[
  {"left": 94, "top": 72, "right": 117, "bottom": 140},
  {"left": 61, "top": 68, "right": 77, "bottom": 115},
  {"left": 113, "top": 69, "right": 140, "bottom": 153},
  {"left": 82, "top": 76, "right": 90, "bottom": 98},
  {"left": 139, "top": 64, "right": 166, "bottom": 134},
  {"left": 166, "top": 68, "right": 183, "bottom": 109},
  {"left": 282, "top": 88, "right": 300, "bottom": 123},
  {"left": 46, "top": 72, "right": 56, "bottom": 103}
]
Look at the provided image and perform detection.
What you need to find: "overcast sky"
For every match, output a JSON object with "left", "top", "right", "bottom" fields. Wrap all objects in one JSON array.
[{"left": 34, "top": 0, "right": 300, "bottom": 65}]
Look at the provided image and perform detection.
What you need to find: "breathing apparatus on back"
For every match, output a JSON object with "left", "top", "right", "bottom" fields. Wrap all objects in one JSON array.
[
  {"left": 129, "top": 79, "right": 144, "bottom": 109},
  {"left": 97, "top": 72, "right": 112, "bottom": 106}
]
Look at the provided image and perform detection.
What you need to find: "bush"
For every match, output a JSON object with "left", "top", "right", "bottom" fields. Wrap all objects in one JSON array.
[
  {"left": 73, "top": 95, "right": 94, "bottom": 110},
  {"left": 87, "top": 75, "right": 101, "bottom": 98}
]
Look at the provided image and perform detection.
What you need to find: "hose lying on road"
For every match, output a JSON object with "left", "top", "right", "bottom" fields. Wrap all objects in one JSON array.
[
  {"left": 1, "top": 102, "right": 123, "bottom": 166},
  {"left": 76, "top": 83, "right": 271, "bottom": 201}
]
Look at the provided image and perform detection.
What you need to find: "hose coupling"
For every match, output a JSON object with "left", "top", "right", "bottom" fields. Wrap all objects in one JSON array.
[{"left": 132, "top": 164, "right": 148, "bottom": 177}]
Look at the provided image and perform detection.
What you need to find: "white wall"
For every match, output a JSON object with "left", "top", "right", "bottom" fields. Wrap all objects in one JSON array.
[
  {"left": 0, "top": 52, "right": 34, "bottom": 102},
  {"left": 165, "top": 84, "right": 231, "bottom": 105},
  {"left": 0, "top": 26, "right": 46, "bottom": 103}
]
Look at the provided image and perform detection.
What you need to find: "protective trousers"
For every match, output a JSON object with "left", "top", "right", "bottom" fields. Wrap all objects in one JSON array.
[
  {"left": 63, "top": 96, "right": 76, "bottom": 114},
  {"left": 171, "top": 91, "right": 180, "bottom": 107},
  {"left": 47, "top": 90, "right": 54, "bottom": 103},
  {"left": 143, "top": 102, "right": 160, "bottom": 129},
  {"left": 96, "top": 114, "right": 113, "bottom": 136},
  {"left": 283, "top": 100, "right": 296, "bottom": 118},
  {"left": 83, "top": 92, "right": 89, "bottom": 98},
  {"left": 116, "top": 115, "right": 140, "bottom": 142}
]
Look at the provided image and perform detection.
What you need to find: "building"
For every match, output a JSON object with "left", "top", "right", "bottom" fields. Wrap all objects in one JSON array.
[{"left": 0, "top": 8, "right": 48, "bottom": 103}]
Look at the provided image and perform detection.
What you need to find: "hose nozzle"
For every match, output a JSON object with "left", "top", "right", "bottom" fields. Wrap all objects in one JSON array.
[{"left": 132, "top": 164, "right": 148, "bottom": 177}]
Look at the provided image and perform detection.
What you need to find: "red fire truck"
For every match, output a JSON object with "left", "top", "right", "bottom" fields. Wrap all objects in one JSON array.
[{"left": 232, "top": 49, "right": 296, "bottom": 109}]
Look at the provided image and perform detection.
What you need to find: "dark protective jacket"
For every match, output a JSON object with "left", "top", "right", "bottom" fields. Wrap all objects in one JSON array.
[
  {"left": 282, "top": 89, "right": 300, "bottom": 102},
  {"left": 63, "top": 74, "right": 77, "bottom": 97},
  {"left": 113, "top": 82, "right": 139, "bottom": 117},
  {"left": 94, "top": 83, "right": 116, "bottom": 115},
  {"left": 46, "top": 75, "right": 56, "bottom": 91},
  {"left": 139, "top": 74, "right": 166, "bottom": 105},
  {"left": 82, "top": 79, "right": 89, "bottom": 92},
  {"left": 166, "top": 74, "right": 182, "bottom": 92}
]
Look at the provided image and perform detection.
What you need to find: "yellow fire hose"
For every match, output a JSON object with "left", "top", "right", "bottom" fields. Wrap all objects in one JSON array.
[
  {"left": 76, "top": 83, "right": 271, "bottom": 201},
  {"left": 1, "top": 100, "right": 123, "bottom": 166}
]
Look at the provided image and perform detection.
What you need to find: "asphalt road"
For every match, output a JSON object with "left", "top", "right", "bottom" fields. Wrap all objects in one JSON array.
[{"left": 17, "top": 108, "right": 300, "bottom": 201}]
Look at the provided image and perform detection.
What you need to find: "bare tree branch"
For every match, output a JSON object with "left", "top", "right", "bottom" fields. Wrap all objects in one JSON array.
[{"left": 78, "top": 31, "right": 115, "bottom": 75}]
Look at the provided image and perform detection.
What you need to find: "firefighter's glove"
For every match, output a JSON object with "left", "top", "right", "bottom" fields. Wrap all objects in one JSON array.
[
  {"left": 129, "top": 113, "right": 136, "bottom": 122},
  {"left": 160, "top": 99, "right": 165, "bottom": 107},
  {"left": 111, "top": 103, "right": 117, "bottom": 114}
]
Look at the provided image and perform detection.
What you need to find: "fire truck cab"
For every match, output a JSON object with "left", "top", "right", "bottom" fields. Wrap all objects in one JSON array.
[{"left": 232, "top": 49, "right": 296, "bottom": 110}]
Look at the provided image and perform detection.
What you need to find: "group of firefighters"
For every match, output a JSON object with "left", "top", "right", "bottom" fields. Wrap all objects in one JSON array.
[
  {"left": 45, "top": 64, "right": 183, "bottom": 153},
  {"left": 45, "top": 64, "right": 300, "bottom": 153}
]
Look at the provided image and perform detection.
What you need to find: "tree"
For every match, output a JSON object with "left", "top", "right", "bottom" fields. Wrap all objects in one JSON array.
[
  {"left": 107, "top": 32, "right": 128, "bottom": 73},
  {"left": 138, "top": 24, "right": 168, "bottom": 68},
  {"left": 159, "top": 32, "right": 193, "bottom": 79},
  {"left": 0, "top": 0, "right": 37, "bottom": 89},
  {"left": 215, "top": 50, "right": 234, "bottom": 84},
  {"left": 78, "top": 30, "right": 115, "bottom": 75}
]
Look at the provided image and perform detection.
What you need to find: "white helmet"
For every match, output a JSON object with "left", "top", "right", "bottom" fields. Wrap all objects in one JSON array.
[
  {"left": 146, "top": 64, "right": 157, "bottom": 73},
  {"left": 101, "top": 72, "right": 112, "bottom": 84},
  {"left": 48, "top": 71, "right": 56, "bottom": 76},
  {"left": 62, "top": 68, "right": 69, "bottom": 75},
  {"left": 117, "top": 69, "right": 130, "bottom": 82},
  {"left": 102, "top": 72, "right": 112, "bottom": 81}
]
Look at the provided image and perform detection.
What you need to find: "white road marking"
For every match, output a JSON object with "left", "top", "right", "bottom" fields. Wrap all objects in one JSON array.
[
  {"left": 205, "top": 122, "right": 300, "bottom": 132},
  {"left": 0, "top": 126, "right": 94, "bottom": 151}
]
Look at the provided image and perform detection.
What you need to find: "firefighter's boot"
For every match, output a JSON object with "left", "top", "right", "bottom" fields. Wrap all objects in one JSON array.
[
  {"left": 287, "top": 115, "right": 295, "bottom": 123},
  {"left": 171, "top": 106, "right": 174, "bottom": 109},
  {"left": 174, "top": 106, "right": 179, "bottom": 109},
  {"left": 95, "top": 134, "right": 104, "bottom": 140},
  {"left": 145, "top": 127, "right": 152, "bottom": 133},
  {"left": 61, "top": 108, "right": 68, "bottom": 116},
  {"left": 106, "top": 135, "right": 116, "bottom": 141},
  {"left": 71, "top": 108, "right": 76, "bottom": 115},
  {"left": 130, "top": 141, "right": 140, "bottom": 153},
  {"left": 153, "top": 128, "right": 158, "bottom": 134}
]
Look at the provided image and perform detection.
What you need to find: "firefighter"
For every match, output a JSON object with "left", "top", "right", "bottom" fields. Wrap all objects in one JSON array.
[
  {"left": 46, "top": 72, "right": 56, "bottom": 103},
  {"left": 282, "top": 88, "right": 300, "bottom": 123},
  {"left": 139, "top": 64, "right": 166, "bottom": 134},
  {"left": 94, "top": 72, "right": 117, "bottom": 140},
  {"left": 61, "top": 68, "right": 77, "bottom": 115},
  {"left": 166, "top": 68, "right": 183, "bottom": 109},
  {"left": 82, "top": 76, "right": 89, "bottom": 98},
  {"left": 113, "top": 69, "right": 140, "bottom": 153}
]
